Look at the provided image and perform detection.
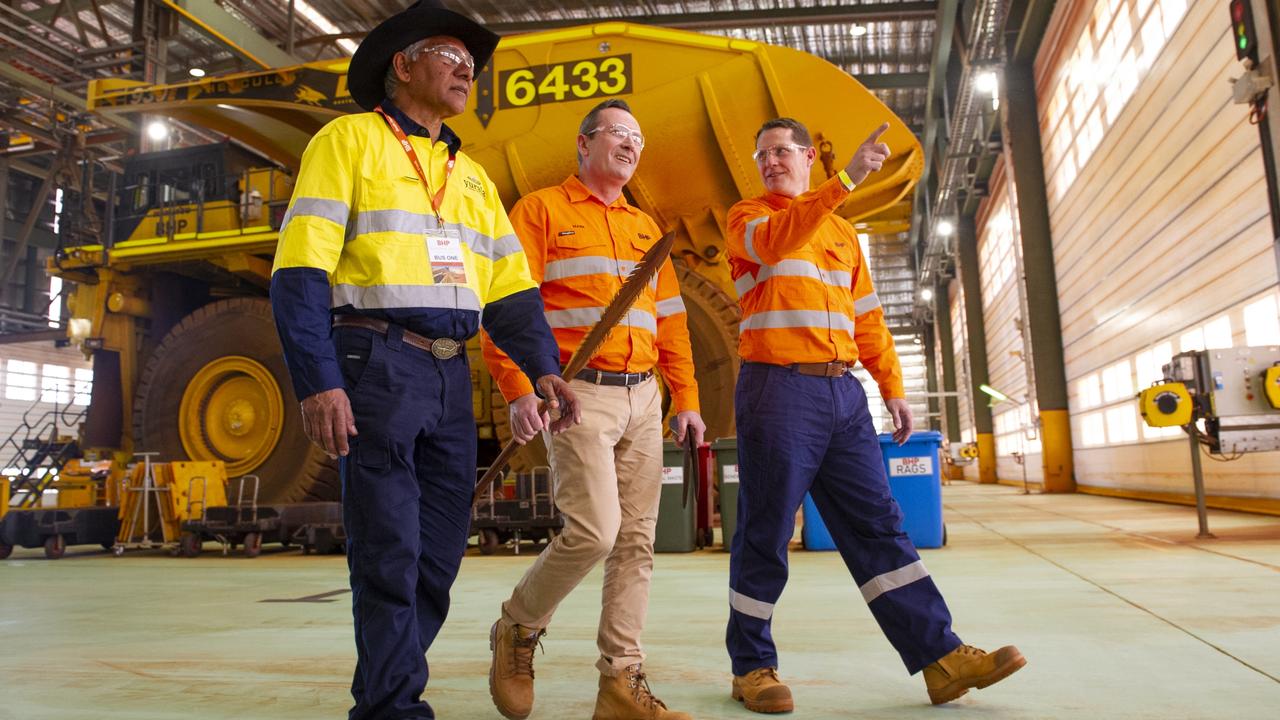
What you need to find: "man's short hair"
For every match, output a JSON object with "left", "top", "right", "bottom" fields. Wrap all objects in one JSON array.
[
  {"left": 383, "top": 38, "right": 432, "bottom": 102},
  {"left": 755, "top": 117, "right": 813, "bottom": 147},
  {"left": 577, "top": 99, "right": 634, "bottom": 164}
]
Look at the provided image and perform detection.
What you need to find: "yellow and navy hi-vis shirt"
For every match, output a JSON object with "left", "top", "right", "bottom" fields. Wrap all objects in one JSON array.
[{"left": 269, "top": 102, "right": 561, "bottom": 400}]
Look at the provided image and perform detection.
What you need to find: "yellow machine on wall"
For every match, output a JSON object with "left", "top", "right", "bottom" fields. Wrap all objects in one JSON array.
[{"left": 56, "top": 23, "right": 922, "bottom": 503}]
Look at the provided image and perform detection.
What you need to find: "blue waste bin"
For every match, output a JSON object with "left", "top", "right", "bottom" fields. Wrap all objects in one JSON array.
[{"left": 802, "top": 430, "right": 946, "bottom": 550}]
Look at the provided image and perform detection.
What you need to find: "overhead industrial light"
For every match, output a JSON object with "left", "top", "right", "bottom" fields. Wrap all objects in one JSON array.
[
  {"left": 146, "top": 121, "right": 169, "bottom": 141},
  {"left": 979, "top": 384, "right": 1011, "bottom": 403},
  {"left": 851, "top": 24, "right": 868, "bottom": 37},
  {"left": 936, "top": 219, "right": 955, "bottom": 237},
  {"left": 975, "top": 71, "right": 999, "bottom": 95},
  {"left": 295, "top": 0, "right": 359, "bottom": 55},
  {"left": 189, "top": 68, "right": 206, "bottom": 78},
  {"left": 920, "top": 287, "right": 934, "bottom": 302}
]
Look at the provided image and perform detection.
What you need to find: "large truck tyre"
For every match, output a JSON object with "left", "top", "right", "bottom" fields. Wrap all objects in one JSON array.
[
  {"left": 674, "top": 262, "right": 740, "bottom": 441},
  {"left": 133, "top": 297, "right": 339, "bottom": 502}
]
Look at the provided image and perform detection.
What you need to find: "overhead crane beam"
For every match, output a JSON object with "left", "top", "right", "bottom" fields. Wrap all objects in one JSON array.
[{"left": 159, "top": 0, "right": 300, "bottom": 69}]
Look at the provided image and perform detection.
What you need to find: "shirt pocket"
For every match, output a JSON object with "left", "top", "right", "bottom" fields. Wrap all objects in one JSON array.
[{"left": 553, "top": 228, "right": 606, "bottom": 251}]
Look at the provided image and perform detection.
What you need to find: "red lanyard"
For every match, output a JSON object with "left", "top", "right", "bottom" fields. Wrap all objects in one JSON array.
[{"left": 375, "top": 104, "right": 455, "bottom": 222}]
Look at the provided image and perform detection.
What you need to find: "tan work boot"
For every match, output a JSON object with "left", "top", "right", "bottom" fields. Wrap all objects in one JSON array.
[
  {"left": 488, "top": 618, "right": 545, "bottom": 720},
  {"left": 592, "top": 663, "right": 691, "bottom": 720},
  {"left": 923, "top": 644, "right": 1026, "bottom": 705},
  {"left": 731, "top": 667, "right": 794, "bottom": 714}
]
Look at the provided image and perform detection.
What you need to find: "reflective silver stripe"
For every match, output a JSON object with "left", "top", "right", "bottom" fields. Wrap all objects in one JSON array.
[
  {"left": 331, "top": 283, "right": 482, "bottom": 312},
  {"left": 728, "top": 588, "right": 774, "bottom": 620},
  {"left": 655, "top": 296, "right": 686, "bottom": 317},
  {"left": 854, "top": 292, "right": 882, "bottom": 316},
  {"left": 545, "top": 306, "right": 658, "bottom": 334},
  {"left": 544, "top": 256, "right": 635, "bottom": 281},
  {"left": 740, "top": 309, "right": 855, "bottom": 334},
  {"left": 348, "top": 212, "right": 521, "bottom": 261},
  {"left": 859, "top": 560, "right": 929, "bottom": 604},
  {"left": 351, "top": 208, "right": 424, "bottom": 237},
  {"left": 468, "top": 230, "right": 524, "bottom": 262},
  {"left": 744, "top": 216, "right": 768, "bottom": 263},
  {"left": 282, "top": 197, "right": 350, "bottom": 233},
  {"left": 736, "top": 259, "right": 853, "bottom": 296}
]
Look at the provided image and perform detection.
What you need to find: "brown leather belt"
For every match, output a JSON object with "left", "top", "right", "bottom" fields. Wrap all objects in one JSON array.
[
  {"left": 791, "top": 361, "right": 851, "bottom": 377},
  {"left": 332, "top": 315, "right": 462, "bottom": 360},
  {"left": 573, "top": 368, "right": 654, "bottom": 387}
]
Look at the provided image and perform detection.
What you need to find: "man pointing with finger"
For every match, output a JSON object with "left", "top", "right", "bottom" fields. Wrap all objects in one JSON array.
[{"left": 723, "top": 117, "right": 1025, "bottom": 713}]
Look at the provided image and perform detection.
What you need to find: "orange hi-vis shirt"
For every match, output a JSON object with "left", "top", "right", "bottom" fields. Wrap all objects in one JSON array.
[
  {"left": 726, "top": 174, "right": 905, "bottom": 400},
  {"left": 482, "top": 175, "right": 700, "bottom": 412}
]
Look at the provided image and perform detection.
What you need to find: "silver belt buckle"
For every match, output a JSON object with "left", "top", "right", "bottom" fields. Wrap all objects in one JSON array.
[{"left": 430, "top": 337, "right": 460, "bottom": 360}]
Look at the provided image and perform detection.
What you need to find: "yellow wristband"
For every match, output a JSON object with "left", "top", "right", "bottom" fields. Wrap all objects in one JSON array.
[{"left": 837, "top": 169, "right": 856, "bottom": 191}]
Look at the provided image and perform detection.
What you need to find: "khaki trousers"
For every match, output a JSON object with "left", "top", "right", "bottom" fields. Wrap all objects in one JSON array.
[{"left": 502, "top": 376, "right": 663, "bottom": 675}]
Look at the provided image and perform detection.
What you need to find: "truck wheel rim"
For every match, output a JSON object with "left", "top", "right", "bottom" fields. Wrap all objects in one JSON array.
[{"left": 179, "top": 356, "right": 284, "bottom": 476}]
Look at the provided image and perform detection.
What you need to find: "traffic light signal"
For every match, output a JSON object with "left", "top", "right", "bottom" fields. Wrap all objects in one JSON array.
[{"left": 1231, "top": 0, "right": 1259, "bottom": 63}]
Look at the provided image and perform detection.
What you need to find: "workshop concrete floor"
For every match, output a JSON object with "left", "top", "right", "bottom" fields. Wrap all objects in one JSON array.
[{"left": 3, "top": 483, "right": 1279, "bottom": 719}]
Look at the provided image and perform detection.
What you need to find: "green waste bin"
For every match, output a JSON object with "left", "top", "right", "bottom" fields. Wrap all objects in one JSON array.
[
  {"left": 654, "top": 440, "right": 696, "bottom": 552},
  {"left": 711, "top": 437, "right": 739, "bottom": 550}
]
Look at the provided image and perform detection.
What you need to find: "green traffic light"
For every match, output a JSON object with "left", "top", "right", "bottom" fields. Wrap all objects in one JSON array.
[{"left": 1240, "top": 36, "right": 1248, "bottom": 50}]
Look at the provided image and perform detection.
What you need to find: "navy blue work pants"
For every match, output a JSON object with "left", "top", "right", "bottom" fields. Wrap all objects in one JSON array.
[
  {"left": 335, "top": 325, "right": 476, "bottom": 720},
  {"left": 726, "top": 362, "right": 962, "bottom": 676}
]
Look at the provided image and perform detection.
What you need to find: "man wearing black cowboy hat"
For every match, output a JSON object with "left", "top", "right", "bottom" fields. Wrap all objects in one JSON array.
[{"left": 270, "top": 2, "right": 580, "bottom": 718}]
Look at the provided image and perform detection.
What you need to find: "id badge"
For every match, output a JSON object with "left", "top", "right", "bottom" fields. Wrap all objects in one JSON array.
[{"left": 425, "top": 227, "right": 469, "bottom": 285}]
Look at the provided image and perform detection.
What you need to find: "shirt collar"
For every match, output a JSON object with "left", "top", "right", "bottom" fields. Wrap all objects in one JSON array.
[
  {"left": 562, "top": 174, "right": 635, "bottom": 211},
  {"left": 380, "top": 101, "right": 463, "bottom": 155}
]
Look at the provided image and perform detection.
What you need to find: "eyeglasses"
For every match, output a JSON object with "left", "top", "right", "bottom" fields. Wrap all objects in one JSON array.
[
  {"left": 752, "top": 143, "right": 810, "bottom": 163},
  {"left": 417, "top": 45, "right": 474, "bottom": 72},
  {"left": 586, "top": 123, "right": 646, "bottom": 149}
]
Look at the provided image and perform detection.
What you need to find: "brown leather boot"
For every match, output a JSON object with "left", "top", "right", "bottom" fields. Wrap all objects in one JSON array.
[
  {"left": 731, "top": 667, "right": 794, "bottom": 714},
  {"left": 488, "top": 618, "right": 545, "bottom": 720},
  {"left": 923, "top": 644, "right": 1026, "bottom": 705},
  {"left": 592, "top": 664, "right": 691, "bottom": 720}
]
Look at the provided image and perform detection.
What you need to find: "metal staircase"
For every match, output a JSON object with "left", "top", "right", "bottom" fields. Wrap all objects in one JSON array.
[{"left": 1, "top": 394, "right": 87, "bottom": 508}]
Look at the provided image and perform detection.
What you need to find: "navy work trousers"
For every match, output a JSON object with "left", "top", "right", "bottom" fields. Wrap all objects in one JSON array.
[
  {"left": 336, "top": 325, "right": 476, "bottom": 720},
  {"left": 726, "top": 362, "right": 962, "bottom": 676}
]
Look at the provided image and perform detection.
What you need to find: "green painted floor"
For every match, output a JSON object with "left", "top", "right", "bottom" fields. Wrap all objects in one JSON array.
[{"left": 3, "top": 483, "right": 1280, "bottom": 719}]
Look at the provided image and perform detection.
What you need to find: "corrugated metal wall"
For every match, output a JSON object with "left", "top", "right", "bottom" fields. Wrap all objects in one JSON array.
[{"left": 1027, "top": 0, "right": 1279, "bottom": 498}]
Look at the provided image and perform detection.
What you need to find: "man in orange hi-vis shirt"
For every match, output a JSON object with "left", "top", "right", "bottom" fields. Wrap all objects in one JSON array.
[
  {"left": 481, "top": 99, "right": 703, "bottom": 720},
  {"left": 723, "top": 118, "right": 1025, "bottom": 713}
]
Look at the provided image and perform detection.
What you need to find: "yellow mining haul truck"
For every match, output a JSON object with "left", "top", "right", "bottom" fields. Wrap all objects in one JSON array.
[{"left": 60, "top": 23, "right": 921, "bottom": 503}]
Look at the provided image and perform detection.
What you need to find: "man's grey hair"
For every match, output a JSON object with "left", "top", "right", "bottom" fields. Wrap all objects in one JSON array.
[
  {"left": 577, "top": 98, "right": 634, "bottom": 165},
  {"left": 383, "top": 38, "right": 433, "bottom": 103},
  {"left": 755, "top": 117, "right": 813, "bottom": 147}
]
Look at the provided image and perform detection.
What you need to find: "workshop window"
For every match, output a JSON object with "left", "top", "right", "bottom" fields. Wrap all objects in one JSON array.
[
  {"left": 1101, "top": 359, "right": 1133, "bottom": 403},
  {"left": 1076, "top": 373, "right": 1102, "bottom": 410},
  {"left": 1179, "top": 327, "right": 1204, "bottom": 353},
  {"left": 41, "top": 364, "right": 71, "bottom": 405},
  {"left": 74, "top": 368, "right": 93, "bottom": 406},
  {"left": 1243, "top": 295, "right": 1280, "bottom": 346},
  {"left": 1081, "top": 411, "right": 1107, "bottom": 447},
  {"left": 5, "top": 360, "right": 37, "bottom": 401},
  {"left": 1043, "top": 0, "right": 1190, "bottom": 203},
  {"left": 1105, "top": 404, "right": 1139, "bottom": 444},
  {"left": 1202, "top": 316, "right": 1233, "bottom": 350}
]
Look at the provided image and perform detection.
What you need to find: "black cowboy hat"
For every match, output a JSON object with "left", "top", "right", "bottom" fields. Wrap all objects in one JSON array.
[{"left": 347, "top": 0, "right": 500, "bottom": 111}]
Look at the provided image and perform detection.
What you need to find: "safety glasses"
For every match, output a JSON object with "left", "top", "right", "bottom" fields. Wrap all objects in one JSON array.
[
  {"left": 752, "top": 143, "right": 810, "bottom": 163},
  {"left": 418, "top": 45, "right": 474, "bottom": 72},
  {"left": 586, "top": 123, "right": 646, "bottom": 149}
]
